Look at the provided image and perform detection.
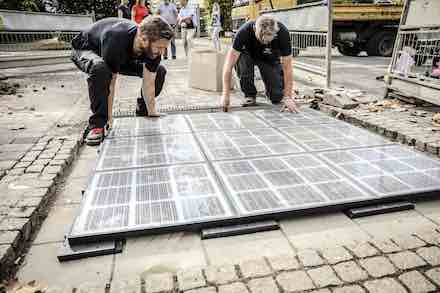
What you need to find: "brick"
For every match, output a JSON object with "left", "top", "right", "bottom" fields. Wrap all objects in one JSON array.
[
  {"left": 392, "top": 234, "right": 426, "bottom": 250},
  {"left": 205, "top": 264, "right": 238, "bottom": 285},
  {"left": 332, "top": 285, "right": 366, "bottom": 293},
  {"left": 218, "top": 282, "right": 249, "bottom": 293},
  {"left": 0, "top": 161, "right": 16, "bottom": 171},
  {"left": 239, "top": 259, "right": 271, "bottom": 279},
  {"left": 177, "top": 268, "right": 205, "bottom": 291},
  {"left": 54, "top": 153, "right": 73, "bottom": 163},
  {"left": 307, "top": 265, "right": 342, "bottom": 287},
  {"left": 7, "top": 168, "right": 25, "bottom": 176},
  {"left": 370, "top": 239, "right": 401, "bottom": 253},
  {"left": 34, "top": 159, "right": 51, "bottom": 166},
  {"left": 363, "top": 278, "right": 406, "bottom": 293},
  {"left": 359, "top": 256, "right": 397, "bottom": 278},
  {"left": 31, "top": 144, "right": 47, "bottom": 151},
  {"left": 247, "top": 277, "right": 278, "bottom": 293},
  {"left": 0, "top": 218, "right": 31, "bottom": 241},
  {"left": 26, "top": 164, "right": 45, "bottom": 173},
  {"left": 14, "top": 161, "right": 32, "bottom": 169},
  {"left": 416, "top": 246, "right": 440, "bottom": 266},
  {"left": 0, "top": 231, "right": 20, "bottom": 246},
  {"left": 346, "top": 243, "right": 379, "bottom": 258},
  {"left": 398, "top": 271, "right": 435, "bottom": 293},
  {"left": 320, "top": 247, "right": 352, "bottom": 264},
  {"left": 1, "top": 152, "right": 25, "bottom": 161},
  {"left": 298, "top": 250, "right": 324, "bottom": 267},
  {"left": 43, "top": 165, "right": 63, "bottom": 176},
  {"left": 414, "top": 230, "right": 440, "bottom": 245},
  {"left": 267, "top": 254, "right": 300, "bottom": 271},
  {"left": 388, "top": 251, "right": 427, "bottom": 270},
  {"left": 49, "top": 159, "right": 67, "bottom": 167},
  {"left": 38, "top": 152, "right": 56, "bottom": 159},
  {"left": 186, "top": 287, "right": 216, "bottom": 293},
  {"left": 142, "top": 272, "right": 174, "bottom": 293},
  {"left": 276, "top": 271, "right": 315, "bottom": 292},
  {"left": 333, "top": 261, "right": 368, "bottom": 283},
  {"left": 425, "top": 268, "right": 440, "bottom": 287}
]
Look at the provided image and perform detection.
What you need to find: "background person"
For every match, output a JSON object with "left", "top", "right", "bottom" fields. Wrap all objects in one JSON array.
[
  {"left": 211, "top": 2, "right": 222, "bottom": 51},
  {"left": 131, "top": 0, "right": 149, "bottom": 24},
  {"left": 177, "top": 0, "right": 197, "bottom": 58},
  {"left": 157, "top": 0, "right": 178, "bottom": 59},
  {"left": 117, "top": 0, "right": 131, "bottom": 19}
]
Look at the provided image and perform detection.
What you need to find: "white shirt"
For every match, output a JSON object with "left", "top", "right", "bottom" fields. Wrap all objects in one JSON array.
[
  {"left": 178, "top": 5, "right": 197, "bottom": 28},
  {"left": 158, "top": 2, "right": 177, "bottom": 25}
]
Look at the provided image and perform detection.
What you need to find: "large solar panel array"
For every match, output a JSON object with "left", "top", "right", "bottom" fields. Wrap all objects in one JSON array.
[{"left": 69, "top": 109, "right": 440, "bottom": 242}]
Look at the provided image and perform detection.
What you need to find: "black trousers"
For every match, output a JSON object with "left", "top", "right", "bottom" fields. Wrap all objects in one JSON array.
[
  {"left": 235, "top": 53, "right": 284, "bottom": 103},
  {"left": 71, "top": 49, "right": 166, "bottom": 128}
]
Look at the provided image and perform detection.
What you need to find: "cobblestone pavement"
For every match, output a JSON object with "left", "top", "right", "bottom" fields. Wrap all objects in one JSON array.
[{"left": 2, "top": 40, "right": 440, "bottom": 292}]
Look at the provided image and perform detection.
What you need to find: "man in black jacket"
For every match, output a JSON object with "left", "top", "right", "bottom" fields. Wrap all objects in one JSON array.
[{"left": 71, "top": 16, "right": 174, "bottom": 145}]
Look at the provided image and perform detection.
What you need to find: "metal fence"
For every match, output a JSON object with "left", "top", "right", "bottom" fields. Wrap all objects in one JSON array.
[
  {"left": 390, "top": 27, "right": 440, "bottom": 83},
  {"left": 0, "top": 31, "right": 78, "bottom": 51}
]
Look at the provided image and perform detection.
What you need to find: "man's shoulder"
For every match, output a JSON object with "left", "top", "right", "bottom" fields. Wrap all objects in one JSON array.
[{"left": 102, "top": 18, "right": 136, "bottom": 38}]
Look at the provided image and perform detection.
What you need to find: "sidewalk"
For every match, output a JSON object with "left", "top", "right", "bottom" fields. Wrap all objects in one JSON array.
[{"left": 0, "top": 41, "right": 440, "bottom": 293}]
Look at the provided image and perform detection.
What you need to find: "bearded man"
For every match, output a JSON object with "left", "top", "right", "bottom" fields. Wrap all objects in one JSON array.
[{"left": 71, "top": 16, "right": 174, "bottom": 145}]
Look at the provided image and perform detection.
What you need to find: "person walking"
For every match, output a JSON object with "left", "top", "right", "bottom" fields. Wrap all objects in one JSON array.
[
  {"left": 71, "top": 16, "right": 174, "bottom": 146},
  {"left": 131, "top": 0, "right": 149, "bottom": 24},
  {"left": 157, "top": 0, "right": 178, "bottom": 59},
  {"left": 117, "top": 0, "right": 130, "bottom": 19},
  {"left": 177, "top": 0, "right": 197, "bottom": 58},
  {"left": 211, "top": 2, "right": 222, "bottom": 51},
  {"left": 221, "top": 15, "right": 299, "bottom": 113}
]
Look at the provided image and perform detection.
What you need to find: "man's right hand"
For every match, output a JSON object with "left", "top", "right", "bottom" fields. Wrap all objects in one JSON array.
[{"left": 222, "top": 94, "right": 230, "bottom": 112}]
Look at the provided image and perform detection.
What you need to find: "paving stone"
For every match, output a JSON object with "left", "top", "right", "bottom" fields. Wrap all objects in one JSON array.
[
  {"left": 332, "top": 285, "right": 365, "bottom": 293},
  {"left": 320, "top": 247, "right": 352, "bottom": 264},
  {"left": 0, "top": 160, "right": 16, "bottom": 171},
  {"left": 38, "top": 152, "right": 56, "bottom": 159},
  {"left": 186, "top": 287, "right": 216, "bottom": 293},
  {"left": 359, "top": 256, "right": 397, "bottom": 278},
  {"left": 22, "top": 187, "right": 50, "bottom": 198},
  {"left": 0, "top": 218, "right": 31, "bottom": 240},
  {"left": 388, "top": 251, "right": 427, "bottom": 270},
  {"left": 307, "top": 265, "right": 342, "bottom": 288},
  {"left": 416, "top": 246, "right": 440, "bottom": 266},
  {"left": 0, "top": 231, "right": 20, "bottom": 246},
  {"left": 425, "top": 268, "right": 440, "bottom": 286},
  {"left": 267, "top": 254, "right": 300, "bottom": 271},
  {"left": 247, "top": 277, "right": 279, "bottom": 293},
  {"left": 177, "top": 268, "right": 206, "bottom": 291},
  {"left": 9, "top": 206, "right": 36, "bottom": 218},
  {"left": 16, "top": 197, "right": 42, "bottom": 207},
  {"left": 39, "top": 173, "right": 58, "bottom": 181},
  {"left": 110, "top": 279, "right": 140, "bottom": 293},
  {"left": 309, "top": 290, "right": 330, "bottom": 293},
  {"left": 239, "top": 259, "right": 272, "bottom": 278},
  {"left": 14, "top": 161, "right": 32, "bottom": 169},
  {"left": 370, "top": 239, "right": 401, "bottom": 254},
  {"left": 43, "top": 165, "right": 64, "bottom": 176},
  {"left": 333, "top": 261, "right": 368, "bottom": 283},
  {"left": 34, "top": 159, "right": 51, "bottom": 166},
  {"left": 142, "top": 272, "right": 174, "bottom": 293},
  {"left": 14, "top": 178, "right": 53, "bottom": 189},
  {"left": 31, "top": 144, "right": 47, "bottom": 151},
  {"left": 7, "top": 168, "right": 25, "bottom": 176},
  {"left": 49, "top": 159, "right": 67, "bottom": 167},
  {"left": 398, "top": 271, "right": 435, "bottom": 293},
  {"left": 0, "top": 244, "right": 14, "bottom": 264},
  {"left": 218, "top": 282, "right": 249, "bottom": 293},
  {"left": 363, "top": 278, "right": 406, "bottom": 293},
  {"left": 0, "top": 144, "right": 33, "bottom": 152},
  {"left": 392, "top": 234, "right": 426, "bottom": 250},
  {"left": 205, "top": 264, "right": 238, "bottom": 285},
  {"left": 414, "top": 230, "right": 440, "bottom": 245},
  {"left": 1, "top": 152, "right": 25, "bottom": 161},
  {"left": 276, "top": 271, "right": 315, "bottom": 292},
  {"left": 26, "top": 164, "right": 45, "bottom": 173},
  {"left": 54, "top": 153, "right": 73, "bottom": 163},
  {"left": 346, "top": 243, "right": 379, "bottom": 258},
  {"left": 298, "top": 250, "right": 324, "bottom": 267},
  {"left": 13, "top": 136, "right": 40, "bottom": 144}
]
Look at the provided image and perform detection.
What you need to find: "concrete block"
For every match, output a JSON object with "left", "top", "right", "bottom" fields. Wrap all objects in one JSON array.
[
  {"left": 391, "top": 234, "right": 426, "bottom": 250},
  {"left": 320, "top": 247, "right": 352, "bottom": 264},
  {"left": 247, "top": 277, "right": 279, "bottom": 293},
  {"left": 307, "top": 265, "right": 342, "bottom": 287},
  {"left": 267, "top": 254, "right": 300, "bottom": 271},
  {"left": 333, "top": 261, "right": 368, "bottom": 283},
  {"left": 297, "top": 250, "right": 324, "bottom": 267},
  {"left": 239, "top": 258, "right": 271, "bottom": 279},
  {"left": 346, "top": 242, "right": 379, "bottom": 258},
  {"left": 416, "top": 246, "right": 440, "bottom": 266},
  {"left": 276, "top": 271, "right": 315, "bottom": 292},
  {"left": 388, "top": 251, "right": 427, "bottom": 270},
  {"left": 189, "top": 50, "right": 226, "bottom": 92},
  {"left": 363, "top": 278, "right": 406, "bottom": 293},
  {"left": 204, "top": 264, "right": 238, "bottom": 285}
]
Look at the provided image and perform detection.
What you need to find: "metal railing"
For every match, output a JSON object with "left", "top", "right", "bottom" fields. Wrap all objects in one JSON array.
[
  {"left": 291, "top": 31, "right": 327, "bottom": 57},
  {"left": 0, "top": 31, "right": 78, "bottom": 51},
  {"left": 390, "top": 27, "right": 440, "bottom": 84}
]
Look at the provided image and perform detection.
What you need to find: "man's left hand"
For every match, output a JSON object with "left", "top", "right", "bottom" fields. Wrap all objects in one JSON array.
[{"left": 281, "top": 96, "right": 300, "bottom": 113}]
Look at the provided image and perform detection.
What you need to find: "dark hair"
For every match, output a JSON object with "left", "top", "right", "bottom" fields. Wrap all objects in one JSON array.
[{"left": 139, "top": 15, "right": 174, "bottom": 41}]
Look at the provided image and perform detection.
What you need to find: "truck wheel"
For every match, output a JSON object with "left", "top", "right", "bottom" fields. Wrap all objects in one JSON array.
[
  {"left": 337, "top": 44, "right": 362, "bottom": 57},
  {"left": 367, "top": 31, "right": 396, "bottom": 57}
]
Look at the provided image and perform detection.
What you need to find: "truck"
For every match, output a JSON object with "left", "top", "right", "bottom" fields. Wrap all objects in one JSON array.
[{"left": 231, "top": 0, "right": 404, "bottom": 57}]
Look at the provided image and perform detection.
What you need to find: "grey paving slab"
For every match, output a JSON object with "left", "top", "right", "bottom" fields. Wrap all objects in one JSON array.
[
  {"left": 112, "top": 232, "right": 206, "bottom": 282},
  {"left": 17, "top": 242, "right": 112, "bottom": 288}
]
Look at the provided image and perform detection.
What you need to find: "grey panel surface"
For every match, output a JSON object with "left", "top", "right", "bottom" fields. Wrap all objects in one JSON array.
[
  {"left": 69, "top": 110, "right": 440, "bottom": 242},
  {"left": 319, "top": 145, "right": 440, "bottom": 196},
  {"left": 108, "top": 115, "right": 191, "bottom": 138},
  {"left": 97, "top": 134, "right": 204, "bottom": 171},
  {"left": 196, "top": 128, "right": 305, "bottom": 160},
  {"left": 70, "top": 164, "right": 233, "bottom": 236}
]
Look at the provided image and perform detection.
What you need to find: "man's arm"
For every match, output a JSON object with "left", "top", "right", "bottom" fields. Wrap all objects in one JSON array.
[
  {"left": 118, "top": 9, "right": 123, "bottom": 18},
  {"left": 280, "top": 55, "right": 299, "bottom": 113},
  {"left": 131, "top": 7, "right": 136, "bottom": 22},
  {"left": 142, "top": 66, "right": 160, "bottom": 117},
  {"left": 221, "top": 48, "right": 241, "bottom": 112}
]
